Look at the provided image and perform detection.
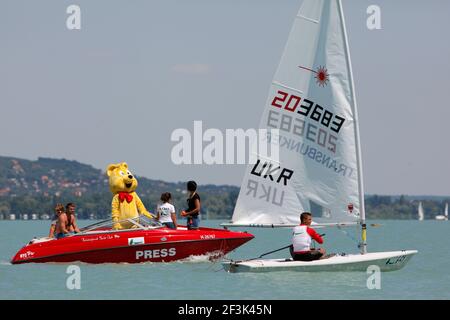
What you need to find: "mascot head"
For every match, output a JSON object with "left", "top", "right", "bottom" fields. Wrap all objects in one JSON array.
[{"left": 106, "top": 162, "right": 138, "bottom": 194}]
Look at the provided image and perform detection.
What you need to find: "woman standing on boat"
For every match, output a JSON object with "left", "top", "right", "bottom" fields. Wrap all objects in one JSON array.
[
  {"left": 181, "top": 180, "right": 201, "bottom": 230},
  {"left": 156, "top": 192, "right": 177, "bottom": 229}
]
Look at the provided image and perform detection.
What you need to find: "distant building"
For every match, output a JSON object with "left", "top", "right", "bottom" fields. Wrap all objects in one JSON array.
[
  {"left": 11, "top": 159, "right": 25, "bottom": 174},
  {"left": 0, "top": 187, "right": 10, "bottom": 196},
  {"left": 9, "top": 214, "right": 16, "bottom": 220}
]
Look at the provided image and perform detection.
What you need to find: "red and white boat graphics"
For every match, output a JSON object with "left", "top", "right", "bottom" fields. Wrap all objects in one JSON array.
[{"left": 11, "top": 217, "right": 254, "bottom": 264}]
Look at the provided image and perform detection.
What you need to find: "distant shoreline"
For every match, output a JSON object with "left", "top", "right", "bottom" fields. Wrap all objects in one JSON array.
[{"left": 1, "top": 156, "right": 449, "bottom": 220}]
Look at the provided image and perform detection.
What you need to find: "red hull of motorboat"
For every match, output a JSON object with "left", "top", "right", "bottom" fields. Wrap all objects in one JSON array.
[{"left": 11, "top": 226, "right": 253, "bottom": 264}]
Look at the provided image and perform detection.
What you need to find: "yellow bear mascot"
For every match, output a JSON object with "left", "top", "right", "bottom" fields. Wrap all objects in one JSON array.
[{"left": 106, "top": 162, "right": 153, "bottom": 230}]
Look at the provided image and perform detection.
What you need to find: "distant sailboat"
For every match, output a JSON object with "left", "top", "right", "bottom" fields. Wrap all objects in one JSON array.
[
  {"left": 435, "top": 202, "right": 448, "bottom": 221},
  {"left": 221, "top": 0, "right": 417, "bottom": 273},
  {"left": 418, "top": 202, "right": 424, "bottom": 221}
]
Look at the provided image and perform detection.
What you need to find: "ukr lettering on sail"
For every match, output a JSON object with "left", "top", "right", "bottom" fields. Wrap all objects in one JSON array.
[
  {"left": 250, "top": 159, "right": 293, "bottom": 186},
  {"left": 245, "top": 159, "right": 293, "bottom": 206}
]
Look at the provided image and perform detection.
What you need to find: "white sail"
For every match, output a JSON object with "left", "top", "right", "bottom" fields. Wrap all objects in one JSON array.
[
  {"left": 418, "top": 202, "right": 424, "bottom": 221},
  {"left": 230, "top": 0, "right": 362, "bottom": 226},
  {"left": 435, "top": 202, "right": 448, "bottom": 220}
]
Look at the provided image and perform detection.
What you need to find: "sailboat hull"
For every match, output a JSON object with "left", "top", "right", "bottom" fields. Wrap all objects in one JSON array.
[{"left": 223, "top": 250, "right": 418, "bottom": 273}]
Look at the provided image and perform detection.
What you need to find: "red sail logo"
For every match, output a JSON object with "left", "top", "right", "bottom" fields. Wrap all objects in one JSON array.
[{"left": 298, "top": 65, "right": 329, "bottom": 87}]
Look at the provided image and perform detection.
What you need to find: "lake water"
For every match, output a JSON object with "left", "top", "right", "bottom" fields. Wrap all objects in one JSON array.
[{"left": 0, "top": 220, "right": 449, "bottom": 300}]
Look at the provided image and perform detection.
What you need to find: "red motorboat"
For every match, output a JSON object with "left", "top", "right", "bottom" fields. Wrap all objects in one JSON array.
[{"left": 11, "top": 217, "right": 254, "bottom": 264}]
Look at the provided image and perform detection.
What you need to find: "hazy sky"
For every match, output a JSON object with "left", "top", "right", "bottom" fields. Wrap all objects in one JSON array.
[{"left": 1, "top": 0, "right": 449, "bottom": 195}]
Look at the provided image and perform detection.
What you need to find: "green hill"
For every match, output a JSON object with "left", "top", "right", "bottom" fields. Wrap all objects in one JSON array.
[
  {"left": 0, "top": 156, "right": 238, "bottom": 219},
  {"left": 0, "top": 156, "right": 448, "bottom": 220}
]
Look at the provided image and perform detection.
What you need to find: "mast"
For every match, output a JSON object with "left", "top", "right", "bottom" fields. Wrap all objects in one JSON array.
[
  {"left": 445, "top": 203, "right": 448, "bottom": 217},
  {"left": 337, "top": 0, "right": 367, "bottom": 254}
]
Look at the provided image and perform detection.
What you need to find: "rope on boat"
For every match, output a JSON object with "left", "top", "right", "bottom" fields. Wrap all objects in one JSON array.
[
  {"left": 337, "top": 225, "right": 359, "bottom": 245},
  {"left": 228, "top": 244, "right": 292, "bottom": 265}
]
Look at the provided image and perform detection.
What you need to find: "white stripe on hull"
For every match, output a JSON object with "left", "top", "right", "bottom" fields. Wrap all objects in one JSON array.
[{"left": 223, "top": 250, "right": 417, "bottom": 273}]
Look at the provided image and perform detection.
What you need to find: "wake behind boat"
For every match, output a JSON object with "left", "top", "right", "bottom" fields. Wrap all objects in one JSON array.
[
  {"left": 221, "top": 0, "right": 417, "bottom": 273},
  {"left": 11, "top": 216, "right": 253, "bottom": 264}
]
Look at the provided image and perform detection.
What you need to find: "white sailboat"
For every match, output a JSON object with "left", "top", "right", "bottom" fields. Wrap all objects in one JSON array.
[
  {"left": 435, "top": 202, "right": 448, "bottom": 221},
  {"left": 221, "top": 0, "right": 417, "bottom": 272},
  {"left": 418, "top": 202, "right": 424, "bottom": 221}
]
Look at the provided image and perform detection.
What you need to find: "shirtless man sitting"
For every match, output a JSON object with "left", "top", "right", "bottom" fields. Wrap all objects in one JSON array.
[
  {"left": 53, "top": 204, "right": 69, "bottom": 239},
  {"left": 65, "top": 202, "right": 80, "bottom": 234}
]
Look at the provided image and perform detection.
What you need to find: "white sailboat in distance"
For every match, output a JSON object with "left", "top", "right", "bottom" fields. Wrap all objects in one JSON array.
[
  {"left": 221, "top": 0, "right": 417, "bottom": 273},
  {"left": 418, "top": 202, "right": 424, "bottom": 221},
  {"left": 435, "top": 202, "right": 448, "bottom": 221}
]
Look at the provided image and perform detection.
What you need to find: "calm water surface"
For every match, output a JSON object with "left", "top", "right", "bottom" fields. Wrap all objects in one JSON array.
[{"left": 0, "top": 220, "right": 448, "bottom": 300}]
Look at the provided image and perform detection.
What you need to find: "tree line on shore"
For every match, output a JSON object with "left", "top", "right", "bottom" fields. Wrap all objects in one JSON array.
[
  {"left": 0, "top": 192, "right": 448, "bottom": 220},
  {"left": 0, "top": 156, "right": 448, "bottom": 220}
]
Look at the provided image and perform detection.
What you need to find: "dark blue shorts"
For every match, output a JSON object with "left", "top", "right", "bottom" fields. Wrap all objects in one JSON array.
[
  {"left": 163, "top": 222, "right": 176, "bottom": 229},
  {"left": 55, "top": 232, "right": 74, "bottom": 239},
  {"left": 55, "top": 233, "right": 66, "bottom": 239},
  {"left": 187, "top": 216, "right": 200, "bottom": 230}
]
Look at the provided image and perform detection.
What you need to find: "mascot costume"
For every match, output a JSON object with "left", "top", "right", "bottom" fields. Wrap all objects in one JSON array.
[{"left": 106, "top": 162, "right": 154, "bottom": 230}]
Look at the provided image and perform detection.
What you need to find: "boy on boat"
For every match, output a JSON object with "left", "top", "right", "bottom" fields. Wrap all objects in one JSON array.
[
  {"left": 290, "top": 212, "right": 326, "bottom": 261},
  {"left": 48, "top": 205, "right": 59, "bottom": 238}
]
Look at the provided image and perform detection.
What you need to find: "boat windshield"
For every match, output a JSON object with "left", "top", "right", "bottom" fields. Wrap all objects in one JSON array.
[
  {"left": 139, "top": 215, "right": 164, "bottom": 228},
  {"left": 79, "top": 215, "right": 164, "bottom": 234}
]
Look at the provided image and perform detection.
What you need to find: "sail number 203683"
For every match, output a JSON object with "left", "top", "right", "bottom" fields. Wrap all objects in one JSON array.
[{"left": 271, "top": 90, "right": 346, "bottom": 134}]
